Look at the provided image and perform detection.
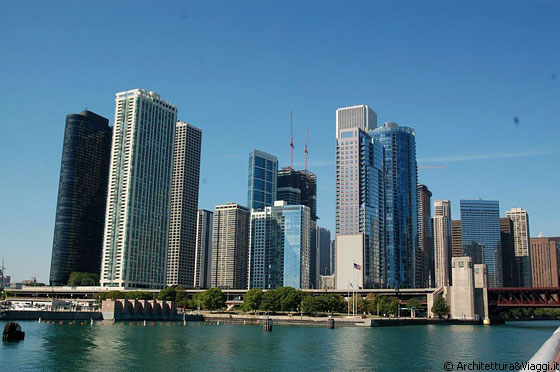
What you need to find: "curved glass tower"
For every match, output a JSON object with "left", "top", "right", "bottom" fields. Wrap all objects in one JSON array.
[
  {"left": 371, "top": 122, "right": 418, "bottom": 289},
  {"left": 49, "top": 111, "right": 112, "bottom": 286}
]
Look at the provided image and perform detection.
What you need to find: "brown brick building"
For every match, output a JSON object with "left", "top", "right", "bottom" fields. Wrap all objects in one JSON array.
[{"left": 530, "top": 237, "right": 560, "bottom": 287}]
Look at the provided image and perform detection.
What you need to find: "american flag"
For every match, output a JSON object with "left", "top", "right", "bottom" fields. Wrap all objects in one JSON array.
[{"left": 353, "top": 263, "right": 362, "bottom": 270}]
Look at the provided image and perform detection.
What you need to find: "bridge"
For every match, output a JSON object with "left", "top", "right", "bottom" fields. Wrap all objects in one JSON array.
[{"left": 487, "top": 287, "right": 560, "bottom": 310}]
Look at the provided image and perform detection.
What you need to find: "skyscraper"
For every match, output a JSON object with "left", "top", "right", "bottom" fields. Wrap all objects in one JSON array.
[
  {"left": 247, "top": 150, "right": 278, "bottom": 211},
  {"left": 194, "top": 209, "right": 213, "bottom": 289},
  {"left": 530, "top": 237, "right": 560, "bottom": 287},
  {"left": 166, "top": 121, "right": 202, "bottom": 287},
  {"left": 460, "top": 199, "right": 503, "bottom": 287},
  {"left": 506, "top": 208, "right": 532, "bottom": 287},
  {"left": 335, "top": 105, "right": 385, "bottom": 289},
  {"left": 277, "top": 167, "right": 318, "bottom": 220},
  {"left": 433, "top": 200, "right": 452, "bottom": 288},
  {"left": 277, "top": 167, "right": 318, "bottom": 286},
  {"left": 248, "top": 201, "right": 311, "bottom": 289},
  {"left": 211, "top": 202, "right": 250, "bottom": 289},
  {"left": 417, "top": 185, "right": 434, "bottom": 288},
  {"left": 371, "top": 122, "right": 418, "bottom": 289},
  {"left": 500, "top": 217, "right": 516, "bottom": 287},
  {"left": 101, "top": 89, "right": 177, "bottom": 289},
  {"left": 451, "top": 220, "right": 463, "bottom": 257},
  {"left": 49, "top": 111, "right": 112, "bottom": 286},
  {"left": 316, "top": 226, "right": 332, "bottom": 278}
]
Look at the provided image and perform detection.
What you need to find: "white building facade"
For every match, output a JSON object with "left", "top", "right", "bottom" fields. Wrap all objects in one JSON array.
[{"left": 101, "top": 89, "right": 177, "bottom": 289}]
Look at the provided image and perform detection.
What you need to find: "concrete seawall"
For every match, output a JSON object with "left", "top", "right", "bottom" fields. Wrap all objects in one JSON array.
[{"left": 1, "top": 311, "right": 102, "bottom": 321}]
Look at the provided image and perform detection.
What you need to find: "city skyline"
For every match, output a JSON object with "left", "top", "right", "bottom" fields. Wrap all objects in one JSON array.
[{"left": 1, "top": 1, "right": 559, "bottom": 282}]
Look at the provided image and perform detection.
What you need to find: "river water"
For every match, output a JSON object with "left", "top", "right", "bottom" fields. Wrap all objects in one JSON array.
[{"left": 1, "top": 320, "right": 557, "bottom": 371}]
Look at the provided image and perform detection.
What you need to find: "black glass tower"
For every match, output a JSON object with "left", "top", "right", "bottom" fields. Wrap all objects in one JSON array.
[{"left": 49, "top": 111, "right": 112, "bottom": 285}]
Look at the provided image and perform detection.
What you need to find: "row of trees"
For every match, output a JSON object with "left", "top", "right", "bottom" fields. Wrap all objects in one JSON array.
[{"left": 90, "top": 284, "right": 450, "bottom": 318}]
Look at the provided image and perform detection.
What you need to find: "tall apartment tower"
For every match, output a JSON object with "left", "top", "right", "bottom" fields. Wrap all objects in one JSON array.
[
  {"left": 101, "top": 89, "right": 177, "bottom": 289},
  {"left": 248, "top": 201, "right": 311, "bottom": 289},
  {"left": 417, "top": 185, "right": 434, "bottom": 288},
  {"left": 166, "top": 122, "right": 202, "bottom": 287},
  {"left": 247, "top": 150, "right": 278, "bottom": 211},
  {"left": 211, "top": 203, "right": 250, "bottom": 289},
  {"left": 49, "top": 111, "right": 112, "bottom": 285},
  {"left": 506, "top": 208, "right": 532, "bottom": 287},
  {"left": 451, "top": 220, "right": 463, "bottom": 257},
  {"left": 371, "top": 122, "right": 418, "bottom": 289},
  {"left": 194, "top": 209, "right": 213, "bottom": 289},
  {"left": 460, "top": 199, "right": 503, "bottom": 287},
  {"left": 500, "top": 217, "right": 516, "bottom": 287},
  {"left": 316, "top": 226, "right": 332, "bottom": 278},
  {"left": 335, "top": 105, "right": 385, "bottom": 289},
  {"left": 433, "top": 200, "right": 452, "bottom": 288},
  {"left": 530, "top": 237, "right": 560, "bottom": 287},
  {"left": 277, "top": 167, "right": 318, "bottom": 287}
]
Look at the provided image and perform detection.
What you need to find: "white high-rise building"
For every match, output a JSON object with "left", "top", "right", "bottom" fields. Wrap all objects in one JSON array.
[
  {"left": 166, "top": 122, "right": 202, "bottom": 287},
  {"left": 211, "top": 203, "right": 250, "bottom": 289},
  {"left": 433, "top": 200, "right": 452, "bottom": 287},
  {"left": 334, "top": 105, "right": 384, "bottom": 289},
  {"left": 506, "top": 207, "right": 532, "bottom": 286},
  {"left": 101, "top": 89, "right": 177, "bottom": 289},
  {"left": 506, "top": 208, "right": 530, "bottom": 256}
]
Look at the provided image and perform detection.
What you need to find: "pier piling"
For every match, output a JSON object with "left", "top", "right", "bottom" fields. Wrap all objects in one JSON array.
[{"left": 263, "top": 318, "right": 273, "bottom": 332}]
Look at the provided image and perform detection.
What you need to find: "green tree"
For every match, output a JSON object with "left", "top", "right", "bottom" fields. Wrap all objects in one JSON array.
[
  {"left": 301, "top": 294, "right": 320, "bottom": 315},
  {"left": 67, "top": 272, "right": 99, "bottom": 286},
  {"left": 347, "top": 295, "right": 366, "bottom": 314},
  {"left": 125, "top": 291, "right": 153, "bottom": 300},
  {"left": 242, "top": 288, "right": 263, "bottom": 313},
  {"left": 407, "top": 299, "right": 420, "bottom": 311},
  {"left": 261, "top": 289, "right": 281, "bottom": 313},
  {"left": 200, "top": 288, "right": 226, "bottom": 311},
  {"left": 158, "top": 286, "right": 177, "bottom": 301},
  {"left": 431, "top": 295, "right": 450, "bottom": 318},
  {"left": 276, "top": 287, "right": 302, "bottom": 312},
  {"left": 318, "top": 294, "right": 346, "bottom": 313},
  {"left": 175, "top": 285, "right": 187, "bottom": 304}
]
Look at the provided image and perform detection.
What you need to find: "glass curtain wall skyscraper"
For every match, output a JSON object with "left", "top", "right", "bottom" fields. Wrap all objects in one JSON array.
[
  {"left": 247, "top": 150, "right": 277, "bottom": 211},
  {"left": 49, "top": 111, "right": 112, "bottom": 285},
  {"left": 166, "top": 121, "right": 202, "bottom": 287},
  {"left": 101, "top": 89, "right": 177, "bottom": 289},
  {"left": 277, "top": 167, "right": 318, "bottom": 287},
  {"left": 335, "top": 105, "right": 385, "bottom": 289},
  {"left": 460, "top": 199, "right": 503, "bottom": 287},
  {"left": 371, "top": 122, "right": 418, "bottom": 289},
  {"left": 248, "top": 201, "right": 311, "bottom": 289}
]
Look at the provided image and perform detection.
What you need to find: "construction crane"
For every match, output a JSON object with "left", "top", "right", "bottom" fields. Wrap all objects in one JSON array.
[
  {"left": 304, "top": 129, "right": 309, "bottom": 171},
  {"left": 290, "top": 111, "right": 294, "bottom": 169}
]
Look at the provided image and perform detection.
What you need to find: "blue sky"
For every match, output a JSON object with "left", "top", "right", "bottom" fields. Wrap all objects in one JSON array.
[{"left": 1, "top": 0, "right": 558, "bottom": 282}]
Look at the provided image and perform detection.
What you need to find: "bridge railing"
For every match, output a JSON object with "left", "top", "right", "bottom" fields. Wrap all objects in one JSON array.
[{"left": 520, "top": 327, "right": 560, "bottom": 372}]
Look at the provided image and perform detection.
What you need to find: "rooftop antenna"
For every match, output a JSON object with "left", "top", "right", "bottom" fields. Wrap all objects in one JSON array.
[
  {"left": 290, "top": 111, "right": 294, "bottom": 169},
  {"left": 304, "top": 129, "right": 309, "bottom": 171}
]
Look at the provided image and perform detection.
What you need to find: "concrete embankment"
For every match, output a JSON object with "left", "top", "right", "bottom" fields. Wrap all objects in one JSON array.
[
  {"left": 1, "top": 311, "right": 102, "bottom": 321},
  {"left": 202, "top": 313, "right": 484, "bottom": 327},
  {"left": 1, "top": 310, "right": 204, "bottom": 322}
]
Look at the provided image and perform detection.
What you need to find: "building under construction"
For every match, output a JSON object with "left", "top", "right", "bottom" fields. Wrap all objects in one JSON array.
[{"left": 277, "top": 167, "right": 318, "bottom": 221}]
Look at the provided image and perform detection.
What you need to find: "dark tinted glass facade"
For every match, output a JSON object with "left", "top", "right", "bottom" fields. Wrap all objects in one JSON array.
[
  {"left": 460, "top": 199, "right": 503, "bottom": 287},
  {"left": 277, "top": 167, "right": 318, "bottom": 220},
  {"left": 49, "top": 111, "right": 112, "bottom": 285}
]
